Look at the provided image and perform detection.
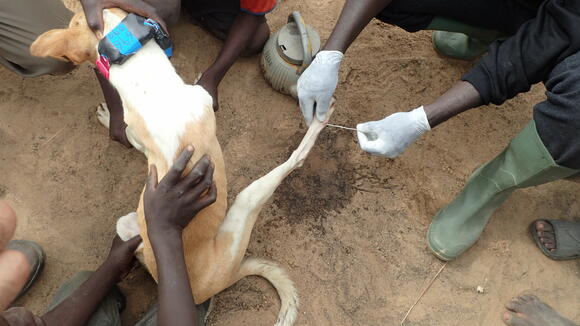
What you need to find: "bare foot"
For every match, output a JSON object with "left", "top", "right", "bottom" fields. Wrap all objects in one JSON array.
[
  {"left": 535, "top": 221, "right": 556, "bottom": 252},
  {"left": 502, "top": 295, "right": 578, "bottom": 326}
]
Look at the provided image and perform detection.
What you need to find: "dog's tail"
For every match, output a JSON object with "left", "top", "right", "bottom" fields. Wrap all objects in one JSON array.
[{"left": 238, "top": 257, "right": 298, "bottom": 326}]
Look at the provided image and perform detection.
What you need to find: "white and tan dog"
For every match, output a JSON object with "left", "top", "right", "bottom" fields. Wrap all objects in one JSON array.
[{"left": 31, "top": 9, "right": 334, "bottom": 326}]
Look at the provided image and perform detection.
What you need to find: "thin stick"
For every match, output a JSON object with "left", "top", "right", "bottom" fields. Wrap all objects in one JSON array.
[
  {"left": 41, "top": 126, "right": 66, "bottom": 147},
  {"left": 327, "top": 123, "right": 357, "bottom": 131},
  {"left": 400, "top": 262, "right": 448, "bottom": 325}
]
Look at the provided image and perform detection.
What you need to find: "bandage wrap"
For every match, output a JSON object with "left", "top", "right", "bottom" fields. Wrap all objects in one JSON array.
[{"left": 96, "top": 13, "right": 173, "bottom": 78}]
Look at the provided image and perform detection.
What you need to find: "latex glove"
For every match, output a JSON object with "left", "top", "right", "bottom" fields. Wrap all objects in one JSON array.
[
  {"left": 297, "top": 50, "right": 344, "bottom": 125},
  {"left": 356, "top": 106, "right": 431, "bottom": 158}
]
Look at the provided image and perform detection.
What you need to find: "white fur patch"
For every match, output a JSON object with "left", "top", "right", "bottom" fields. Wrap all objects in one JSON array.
[
  {"left": 116, "top": 212, "right": 143, "bottom": 250},
  {"left": 107, "top": 39, "right": 213, "bottom": 165}
]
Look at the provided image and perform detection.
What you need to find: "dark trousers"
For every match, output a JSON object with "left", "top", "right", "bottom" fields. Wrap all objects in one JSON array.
[
  {"left": 48, "top": 272, "right": 157, "bottom": 326},
  {"left": 377, "top": 0, "right": 538, "bottom": 34}
]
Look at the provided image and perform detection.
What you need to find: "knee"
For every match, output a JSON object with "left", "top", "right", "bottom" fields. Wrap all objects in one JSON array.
[
  {"left": 534, "top": 52, "right": 580, "bottom": 169},
  {"left": 156, "top": 3, "right": 181, "bottom": 27},
  {"left": 241, "top": 22, "right": 270, "bottom": 57},
  {"left": 0, "top": 201, "right": 17, "bottom": 249}
]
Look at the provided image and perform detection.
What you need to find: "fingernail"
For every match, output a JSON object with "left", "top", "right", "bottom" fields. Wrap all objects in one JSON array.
[
  {"left": 186, "top": 145, "right": 193, "bottom": 151},
  {"left": 96, "top": 31, "right": 103, "bottom": 39}
]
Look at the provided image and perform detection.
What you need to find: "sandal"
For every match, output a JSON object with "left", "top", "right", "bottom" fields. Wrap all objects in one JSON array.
[{"left": 529, "top": 219, "right": 580, "bottom": 260}]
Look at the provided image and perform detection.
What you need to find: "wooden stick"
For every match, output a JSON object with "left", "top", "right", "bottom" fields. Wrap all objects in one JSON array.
[
  {"left": 41, "top": 126, "right": 66, "bottom": 147},
  {"left": 400, "top": 262, "right": 448, "bottom": 325}
]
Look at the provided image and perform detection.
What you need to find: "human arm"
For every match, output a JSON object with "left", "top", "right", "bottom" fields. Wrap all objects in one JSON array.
[
  {"left": 324, "top": 0, "right": 393, "bottom": 53},
  {"left": 144, "top": 146, "right": 217, "bottom": 326},
  {"left": 462, "top": 0, "right": 580, "bottom": 105},
  {"left": 357, "top": 81, "right": 482, "bottom": 158},
  {"left": 40, "top": 235, "right": 142, "bottom": 326},
  {"left": 297, "top": 0, "right": 393, "bottom": 125}
]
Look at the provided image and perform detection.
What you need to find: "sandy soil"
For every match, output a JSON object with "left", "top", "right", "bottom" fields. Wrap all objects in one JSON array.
[{"left": 1, "top": 0, "right": 579, "bottom": 325}]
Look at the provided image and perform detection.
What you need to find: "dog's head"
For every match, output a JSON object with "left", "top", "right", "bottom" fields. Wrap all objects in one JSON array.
[{"left": 30, "top": 9, "right": 127, "bottom": 65}]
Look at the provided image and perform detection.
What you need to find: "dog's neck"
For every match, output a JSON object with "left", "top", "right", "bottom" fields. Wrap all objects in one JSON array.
[{"left": 108, "top": 41, "right": 183, "bottom": 99}]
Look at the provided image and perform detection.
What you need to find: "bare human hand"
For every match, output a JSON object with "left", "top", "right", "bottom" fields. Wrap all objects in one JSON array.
[
  {"left": 80, "top": 0, "right": 168, "bottom": 39},
  {"left": 105, "top": 234, "right": 142, "bottom": 280},
  {"left": 144, "top": 146, "right": 217, "bottom": 242}
]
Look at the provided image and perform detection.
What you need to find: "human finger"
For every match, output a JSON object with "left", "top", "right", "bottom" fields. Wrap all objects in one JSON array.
[
  {"left": 299, "top": 97, "right": 315, "bottom": 126},
  {"left": 163, "top": 146, "right": 194, "bottom": 185},
  {"left": 178, "top": 155, "right": 210, "bottom": 190}
]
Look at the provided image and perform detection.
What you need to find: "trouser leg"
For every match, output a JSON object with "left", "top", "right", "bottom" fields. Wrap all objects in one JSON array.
[
  {"left": 376, "top": 0, "right": 537, "bottom": 34},
  {"left": 47, "top": 271, "right": 123, "bottom": 326},
  {"left": 534, "top": 50, "right": 580, "bottom": 170},
  {"left": 0, "top": 0, "right": 74, "bottom": 77}
]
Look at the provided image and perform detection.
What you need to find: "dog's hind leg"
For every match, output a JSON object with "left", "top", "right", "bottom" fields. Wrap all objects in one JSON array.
[{"left": 214, "top": 103, "right": 335, "bottom": 326}]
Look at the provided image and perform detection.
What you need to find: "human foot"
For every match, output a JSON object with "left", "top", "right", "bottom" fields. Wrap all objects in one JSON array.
[
  {"left": 535, "top": 220, "right": 557, "bottom": 251},
  {"left": 196, "top": 74, "right": 219, "bottom": 111},
  {"left": 530, "top": 219, "right": 580, "bottom": 260},
  {"left": 502, "top": 295, "right": 578, "bottom": 326},
  {"left": 6, "top": 240, "right": 46, "bottom": 300}
]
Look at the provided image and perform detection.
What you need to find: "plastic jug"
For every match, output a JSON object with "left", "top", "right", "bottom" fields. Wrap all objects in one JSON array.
[{"left": 261, "top": 11, "right": 320, "bottom": 98}]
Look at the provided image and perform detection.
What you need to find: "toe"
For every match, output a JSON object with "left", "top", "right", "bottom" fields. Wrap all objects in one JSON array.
[
  {"left": 520, "top": 294, "right": 540, "bottom": 302},
  {"left": 535, "top": 221, "right": 553, "bottom": 232},
  {"left": 537, "top": 231, "right": 555, "bottom": 239},
  {"left": 503, "top": 311, "right": 527, "bottom": 326},
  {"left": 519, "top": 294, "right": 536, "bottom": 302},
  {"left": 505, "top": 297, "right": 525, "bottom": 312}
]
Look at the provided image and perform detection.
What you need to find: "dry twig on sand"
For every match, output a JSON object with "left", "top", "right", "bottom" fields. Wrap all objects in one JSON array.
[{"left": 400, "top": 262, "right": 448, "bottom": 325}]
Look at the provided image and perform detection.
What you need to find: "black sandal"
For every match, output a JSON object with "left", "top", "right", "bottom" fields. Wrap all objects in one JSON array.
[{"left": 529, "top": 219, "right": 580, "bottom": 260}]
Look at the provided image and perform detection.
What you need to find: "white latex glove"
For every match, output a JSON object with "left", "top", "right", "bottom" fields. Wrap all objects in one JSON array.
[
  {"left": 297, "top": 50, "right": 344, "bottom": 125},
  {"left": 356, "top": 106, "right": 431, "bottom": 158}
]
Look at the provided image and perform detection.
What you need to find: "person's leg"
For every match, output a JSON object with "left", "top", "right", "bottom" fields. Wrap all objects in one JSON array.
[
  {"left": 0, "top": 202, "right": 45, "bottom": 311},
  {"left": 0, "top": 201, "right": 17, "bottom": 249},
  {"left": 0, "top": 0, "right": 74, "bottom": 77},
  {"left": 376, "top": 0, "right": 538, "bottom": 59},
  {"left": 428, "top": 50, "right": 580, "bottom": 261},
  {"left": 502, "top": 294, "right": 578, "bottom": 326},
  {"left": 47, "top": 271, "right": 123, "bottom": 326},
  {"left": 182, "top": 0, "right": 270, "bottom": 110},
  {"left": 133, "top": 299, "right": 212, "bottom": 326},
  {"left": 0, "top": 202, "right": 26, "bottom": 310},
  {"left": 0, "top": 250, "right": 29, "bottom": 310}
]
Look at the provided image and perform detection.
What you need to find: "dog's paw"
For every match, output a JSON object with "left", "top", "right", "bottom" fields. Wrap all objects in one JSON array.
[
  {"left": 116, "top": 212, "right": 141, "bottom": 243},
  {"left": 96, "top": 103, "right": 110, "bottom": 129},
  {"left": 192, "top": 72, "right": 203, "bottom": 84}
]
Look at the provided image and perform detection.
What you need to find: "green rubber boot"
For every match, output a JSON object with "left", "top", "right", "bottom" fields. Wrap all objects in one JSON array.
[
  {"left": 428, "top": 121, "right": 579, "bottom": 261},
  {"left": 427, "top": 17, "right": 505, "bottom": 60}
]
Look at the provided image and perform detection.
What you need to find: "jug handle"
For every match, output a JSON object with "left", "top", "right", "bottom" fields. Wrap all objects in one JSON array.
[{"left": 288, "top": 11, "right": 312, "bottom": 73}]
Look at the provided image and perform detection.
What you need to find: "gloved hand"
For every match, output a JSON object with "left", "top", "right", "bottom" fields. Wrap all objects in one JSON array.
[
  {"left": 356, "top": 106, "right": 431, "bottom": 158},
  {"left": 297, "top": 50, "right": 343, "bottom": 125}
]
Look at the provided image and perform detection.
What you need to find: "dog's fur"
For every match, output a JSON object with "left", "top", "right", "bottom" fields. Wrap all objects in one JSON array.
[{"left": 31, "top": 10, "right": 333, "bottom": 325}]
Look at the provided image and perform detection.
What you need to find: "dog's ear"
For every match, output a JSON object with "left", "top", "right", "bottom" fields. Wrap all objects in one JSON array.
[{"left": 30, "top": 27, "right": 98, "bottom": 65}]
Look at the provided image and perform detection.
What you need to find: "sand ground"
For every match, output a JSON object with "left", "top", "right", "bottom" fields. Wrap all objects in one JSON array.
[{"left": 1, "top": 0, "right": 579, "bottom": 325}]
